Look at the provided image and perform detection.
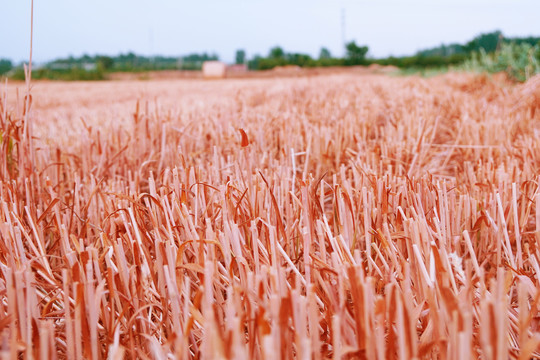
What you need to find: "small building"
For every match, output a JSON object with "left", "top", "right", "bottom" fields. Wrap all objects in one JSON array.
[
  {"left": 202, "top": 61, "right": 226, "bottom": 79},
  {"left": 82, "top": 62, "right": 97, "bottom": 71}
]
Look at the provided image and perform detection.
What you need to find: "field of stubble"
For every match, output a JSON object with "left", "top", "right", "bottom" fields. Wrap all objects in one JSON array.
[{"left": 1, "top": 71, "right": 540, "bottom": 359}]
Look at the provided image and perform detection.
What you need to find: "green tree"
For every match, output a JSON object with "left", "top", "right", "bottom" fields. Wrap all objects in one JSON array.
[
  {"left": 269, "top": 46, "right": 285, "bottom": 59},
  {"left": 465, "top": 31, "right": 502, "bottom": 53},
  {"left": 345, "top": 41, "right": 369, "bottom": 65},
  {"left": 319, "top": 47, "right": 331, "bottom": 60},
  {"left": 96, "top": 56, "right": 114, "bottom": 70},
  {"left": 0, "top": 59, "right": 13, "bottom": 75},
  {"left": 286, "top": 53, "right": 314, "bottom": 67},
  {"left": 235, "top": 49, "right": 246, "bottom": 64},
  {"left": 248, "top": 55, "right": 261, "bottom": 70}
]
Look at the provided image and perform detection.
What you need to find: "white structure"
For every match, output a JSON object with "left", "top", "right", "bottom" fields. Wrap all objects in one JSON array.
[{"left": 202, "top": 61, "right": 226, "bottom": 79}]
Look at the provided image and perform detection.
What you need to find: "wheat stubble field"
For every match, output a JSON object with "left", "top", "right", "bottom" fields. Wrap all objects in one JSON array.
[{"left": 1, "top": 71, "right": 540, "bottom": 359}]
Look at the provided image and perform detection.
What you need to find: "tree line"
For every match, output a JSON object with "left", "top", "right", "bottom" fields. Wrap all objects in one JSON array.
[
  {"left": 247, "top": 31, "right": 539, "bottom": 71},
  {"left": 1, "top": 31, "right": 538, "bottom": 80}
]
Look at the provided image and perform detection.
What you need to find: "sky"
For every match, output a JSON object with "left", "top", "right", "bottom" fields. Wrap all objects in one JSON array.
[{"left": 2, "top": 0, "right": 539, "bottom": 64}]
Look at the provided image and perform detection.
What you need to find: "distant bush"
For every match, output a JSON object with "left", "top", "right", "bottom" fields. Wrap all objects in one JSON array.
[
  {"left": 344, "top": 41, "right": 369, "bottom": 65},
  {"left": 0, "top": 59, "right": 13, "bottom": 75},
  {"left": 374, "top": 53, "right": 467, "bottom": 69},
  {"left": 463, "top": 42, "right": 540, "bottom": 82},
  {"left": 10, "top": 67, "right": 106, "bottom": 81}
]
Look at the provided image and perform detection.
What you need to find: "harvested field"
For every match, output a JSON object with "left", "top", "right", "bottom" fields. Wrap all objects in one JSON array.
[{"left": 1, "top": 71, "right": 540, "bottom": 359}]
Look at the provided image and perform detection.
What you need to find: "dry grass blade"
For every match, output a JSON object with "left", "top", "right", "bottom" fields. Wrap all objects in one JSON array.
[{"left": 0, "top": 70, "right": 539, "bottom": 359}]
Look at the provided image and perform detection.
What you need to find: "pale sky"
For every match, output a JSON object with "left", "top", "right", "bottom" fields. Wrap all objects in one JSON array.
[{"left": 2, "top": 0, "right": 539, "bottom": 64}]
